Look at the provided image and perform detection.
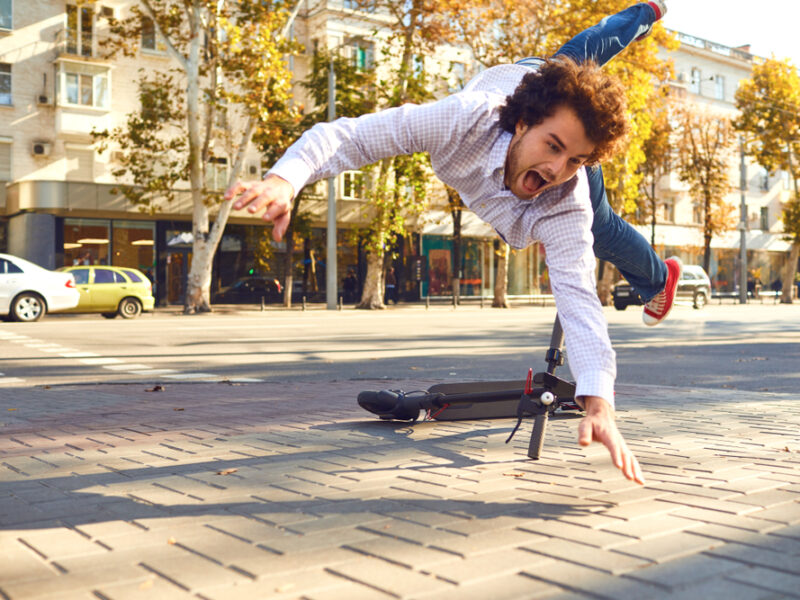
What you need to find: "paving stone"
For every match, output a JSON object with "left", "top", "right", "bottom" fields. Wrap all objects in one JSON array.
[
  {"left": 519, "top": 519, "right": 633, "bottom": 549},
  {"left": 622, "top": 551, "right": 740, "bottom": 589},
  {"left": 523, "top": 537, "right": 651, "bottom": 575},
  {"left": 705, "top": 541, "right": 800, "bottom": 574},
  {"left": 521, "top": 559, "right": 663, "bottom": 599},
  {"left": 661, "top": 576, "right": 786, "bottom": 600},
  {"left": 747, "top": 501, "right": 800, "bottom": 525},
  {"left": 326, "top": 556, "right": 453, "bottom": 597},
  {"left": 412, "top": 572, "right": 559, "bottom": 600},
  {"left": 725, "top": 566, "right": 800, "bottom": 599},
  {"left": 345, "top": 536, "right": 456, "bottom": 569},
  {"left": 424, "top": 547, "right": 553, "bottom": 585}
]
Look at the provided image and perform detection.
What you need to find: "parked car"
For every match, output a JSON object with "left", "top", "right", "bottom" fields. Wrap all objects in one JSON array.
[
  {"left": 212, "top": 276, "right": 283, "bottom": 304},
  {"left": 58, "top": 265, "right": 155, "bottom": 319},
  {"left": 0, "top": 253, "right": 80, "bottom": 322},
  {"left": 613, "top": 264, "right": 711, "bottom": 310}
]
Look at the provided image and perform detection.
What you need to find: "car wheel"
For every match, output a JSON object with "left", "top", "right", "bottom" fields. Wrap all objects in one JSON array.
[
  {"left": 101, "top": 312, "right": 118, "bottom": 319},
  {"left": 118, "top": 297, "right": 142, "bottom": 319},
  {"left": 613, "top": 300, "right": 628, "bottom": 311},
  {"left": 693, "top": 291, "right": 707, "bottom": 309},
  {"left": 11, "top": 293, "right": 46, "bottom": 322}
]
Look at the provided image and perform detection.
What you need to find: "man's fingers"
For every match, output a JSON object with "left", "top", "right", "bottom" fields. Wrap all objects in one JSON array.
[
  {"left": 224, "top": 180, "right": 246, "bottom": 201},
  {"left": 577, "top": 418, "right": 592, "bottom": 447},
  {"left": 272, "top": 213, "right": 290, "bottom": 242}
]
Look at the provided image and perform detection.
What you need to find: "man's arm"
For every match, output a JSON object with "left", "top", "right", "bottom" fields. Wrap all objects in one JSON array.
[{"left": 224, "top": 95, "right": 477, "bottom": 240}]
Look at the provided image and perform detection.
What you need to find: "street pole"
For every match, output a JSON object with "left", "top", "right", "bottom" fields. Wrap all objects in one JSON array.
[
  {"left": 326, "top": 58, "right": 337, "bottom": 310},
  {"left": 739, "top": 137, "right": 748, "bottom": 304}
]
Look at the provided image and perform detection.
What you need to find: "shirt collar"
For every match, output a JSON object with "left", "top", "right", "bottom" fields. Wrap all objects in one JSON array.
[{"left": 487, "top": 128, "right": 512, "bottom": 188}]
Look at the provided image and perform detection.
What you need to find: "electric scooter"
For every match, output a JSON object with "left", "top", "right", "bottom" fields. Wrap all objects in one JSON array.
[{"left": 357, "top": 314, "right": 580, "bottom": 459}]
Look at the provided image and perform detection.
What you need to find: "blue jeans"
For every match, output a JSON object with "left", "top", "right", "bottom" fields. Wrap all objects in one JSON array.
[{"left": 517, "top": 3, "right": 666, "bottom": 301}]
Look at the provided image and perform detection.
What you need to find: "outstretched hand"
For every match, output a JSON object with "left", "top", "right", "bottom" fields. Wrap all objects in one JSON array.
[
  {"left": 224, "top": 175, "right": 294, "bottom": 242},
  {"left": 578, "top": 395, "right": 645, "bottom": 485}
]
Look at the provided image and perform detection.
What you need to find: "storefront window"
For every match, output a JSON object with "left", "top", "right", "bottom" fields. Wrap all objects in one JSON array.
[
  {"left": 112, "top": 220, "right": 155, "bottom": 279},
  {"left": 63, "top": 218, "right": 110, "bottom": 266}
]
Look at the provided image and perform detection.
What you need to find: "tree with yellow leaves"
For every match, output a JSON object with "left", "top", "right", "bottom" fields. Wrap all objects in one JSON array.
[
  {"left": 672, "top": 102, "right": 738, "bottom": 274},
  {"left": 94, "top": 0, "right": 301, "bottom": 313},
  {"left": 734, "top": 57, "right": 800, "bottom": 303}
]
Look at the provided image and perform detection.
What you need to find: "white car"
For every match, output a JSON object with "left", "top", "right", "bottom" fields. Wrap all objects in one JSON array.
[{"left": 0, "top": 253, "right": 80, "bottom": 322}]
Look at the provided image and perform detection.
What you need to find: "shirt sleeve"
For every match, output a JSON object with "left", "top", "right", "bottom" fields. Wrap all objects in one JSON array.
[
  {"left": 268, "top": 96, "right": 470, "bottom": 198},
  {"left": 532, "top": 174, "right": 617, "bottom": 408}
]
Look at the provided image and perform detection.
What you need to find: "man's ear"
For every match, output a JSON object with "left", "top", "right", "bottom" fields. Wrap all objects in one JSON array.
[{"left": 515, "top": 120, "right": 528, "bottom": 136}]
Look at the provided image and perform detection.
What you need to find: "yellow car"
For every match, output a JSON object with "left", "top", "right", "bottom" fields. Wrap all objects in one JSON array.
[{"left": 58, "top": 265, "right": 155, "bottom": 319}]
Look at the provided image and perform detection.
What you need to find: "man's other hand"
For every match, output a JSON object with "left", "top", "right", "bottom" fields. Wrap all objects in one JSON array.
[
  {"left": 577, "top": 395, "right": 645, "bottom": 485},
  {"left": 224, "top": 175, "right": 294, "bottom": 242}
]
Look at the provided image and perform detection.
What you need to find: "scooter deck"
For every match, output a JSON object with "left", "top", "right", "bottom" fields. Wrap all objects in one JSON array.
[{"left": 427, "top": 380, "right": 526, "bottom": 420}]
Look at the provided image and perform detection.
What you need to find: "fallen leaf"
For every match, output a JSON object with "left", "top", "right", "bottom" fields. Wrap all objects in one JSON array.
[
  {"left": 275, "top": 584, "right": 295, "bottom": 593},
  {"left": 216, "top": 468, "right": 238, "bottom": 475},
  {"left": 173, "top": 408, "right": 185, "bottom": 411},
  {"left": 146, "top": 385, "right": 165, "bottom": 393},
  {"left": 503, "top": 472, "right": 525, "bottom": 478},
  {"left": 167, "top": 537, "right": 176, "bottom": 545},
  {"left": 7, "top": 408, "right": 16, "bottom": 411},
  {"left": 139, "top": 578, "right": 155, "bottom": 590}
]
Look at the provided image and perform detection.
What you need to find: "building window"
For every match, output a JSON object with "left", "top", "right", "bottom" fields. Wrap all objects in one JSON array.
[
  {"left": 690, "top": 67, "right": 701, "bottom": 95},
  {"left": 112, "top": 220, "right": 155, "bottom": 274},
  {"left": 206, "top": 157, "right": 229, "bottom": 191},
  {"left": 348, "top": 40, "right": 374, "bottom": 71},
  {"left": 660, "top": 200, "right": 674, "bottom": 223},
  {"left": 783, "top": 170, "right": 792, "bottom": 190},
  {"left": 341, "top": 170, "right": 364, "bottom": 199},
  {"left": 760, "top": 207, "right": 769, "bottom": 231},
  {"left": 714, "top": 75, "right": 725, "bottom": 101},
  {"left": 64, "top": 218, "right": 110, "bottom": 266},
  {"left": 760, "top": 168, "right": 770, "bottom": 192},
  {"left": 0, "top": 0, "right": 11, "bottom": 30},
  {"left": 141, "top": 16, "right": 167, "bottom": 53},
  {"left": 692, "top": 203, "right": 703, "bottom": 224},
  {"left": 0, "top": 138, "right": 10, "bottom": 180},
  {"left": 65, "top": 146, "right": 94, "bottom": 181},
  {"left": 66, "top": 4, "right": 94, "bottom": 57},
  {"left": 0, "top": 63, "right": 10, "bottom": 105},
  {"left": 58, "top": 61, "right": 110, "bottom": 109},
  {"left": 343, "top": 0, "right": 376, "bottom": 12}
]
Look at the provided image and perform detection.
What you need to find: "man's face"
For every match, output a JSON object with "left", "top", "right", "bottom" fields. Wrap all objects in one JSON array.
[{"left": 504, "top": 105, "right": 596, "bottom": 201}]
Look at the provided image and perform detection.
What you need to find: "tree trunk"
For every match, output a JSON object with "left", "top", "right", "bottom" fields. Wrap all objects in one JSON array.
[
  {"left": 780, "top": 239, "right": 800, "bottom": 304},
  {"left": 282, "top": 225, "right": 295, "bottom": 307},
  {"left": 357, "top": 250, "right": 385, "bottom": 309},
  {"left": 493, "top": 242, "right": 510, "bottom": 308},
  {"left": 596, "top": 260, "right": 614, "bottom": 306},
  {"left": 650, "top": 179, "right": 657, "bottom": 247},
  {"left": 451, "top": 206, "right": 462, "bottom": 304}
]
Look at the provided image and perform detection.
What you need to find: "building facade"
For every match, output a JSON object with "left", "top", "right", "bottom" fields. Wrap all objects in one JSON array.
[{"left": 1, "top": 3, "right": 795, "bottom": 304}]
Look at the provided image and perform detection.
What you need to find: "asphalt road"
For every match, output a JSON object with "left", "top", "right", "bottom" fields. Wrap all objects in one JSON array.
[{"left": 1, "top": 300, "right": 798, "bottom": 394}]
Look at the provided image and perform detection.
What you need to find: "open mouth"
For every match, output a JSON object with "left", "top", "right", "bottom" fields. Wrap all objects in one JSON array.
[{"left": 522, "top": 170, "right": 547, "bottom": 196}]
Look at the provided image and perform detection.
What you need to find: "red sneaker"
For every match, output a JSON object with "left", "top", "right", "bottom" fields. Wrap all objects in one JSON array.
[{"left": 643, "top": 257, "right": 682, "bottom": 326}]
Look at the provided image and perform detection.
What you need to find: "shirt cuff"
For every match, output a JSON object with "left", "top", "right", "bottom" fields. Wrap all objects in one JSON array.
[
  {"left": 574, "top": 369, "right": 615, "bottom": 410},
  {"left": 267, "top": 156, "right": 313, "bottom": 200}
]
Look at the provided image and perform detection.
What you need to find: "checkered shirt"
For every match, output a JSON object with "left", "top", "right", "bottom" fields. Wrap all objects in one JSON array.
[{"left": 269, "top": 63, "right": 616, "bottom": 406}]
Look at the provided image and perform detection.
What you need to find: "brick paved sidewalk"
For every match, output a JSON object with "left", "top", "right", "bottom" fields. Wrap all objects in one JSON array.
[{"left": 1, "top": 380, "right": 799, "bottom": 600}]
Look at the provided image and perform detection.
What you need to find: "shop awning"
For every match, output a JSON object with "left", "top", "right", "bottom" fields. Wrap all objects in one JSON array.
[
  {"left": 418, "top": 209, "right": 497, "bottom": 238},
  {"left": 632, "top": 224, "right": 791, "bottom": 253}
]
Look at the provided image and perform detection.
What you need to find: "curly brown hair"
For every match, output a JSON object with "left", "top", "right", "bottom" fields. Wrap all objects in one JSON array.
[{"left": 499, "top": 56, "right": 629, "bottom": 165}]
